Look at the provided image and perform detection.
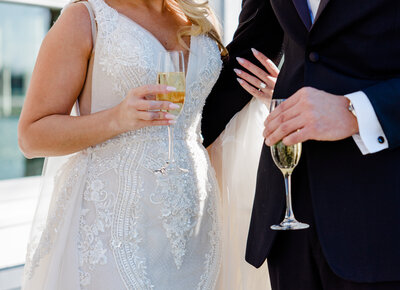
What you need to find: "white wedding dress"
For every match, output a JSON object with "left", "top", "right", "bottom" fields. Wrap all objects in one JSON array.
[{"left": 22, "top": 1, "right": 271, "bottom": 289}]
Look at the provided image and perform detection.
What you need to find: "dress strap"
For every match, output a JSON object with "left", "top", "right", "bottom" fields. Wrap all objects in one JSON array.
[
  {"left": 76, "top": 1, "right": 97, "bottom": 48},
  {"left": 68, "top": 0, "right": 98, "bottom": 117}
]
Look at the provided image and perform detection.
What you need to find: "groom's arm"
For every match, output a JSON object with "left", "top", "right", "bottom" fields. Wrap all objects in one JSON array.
[{"left": 201, "top": 0, "right": 284, "bottom": 147}]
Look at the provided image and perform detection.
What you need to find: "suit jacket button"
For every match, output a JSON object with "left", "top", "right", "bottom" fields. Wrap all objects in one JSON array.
[
  {"left": 378, "top": 136, "right": 385, "bottom": 144},
  {"left": 309, "top": 52, "right": 320, "bottom": 62}
]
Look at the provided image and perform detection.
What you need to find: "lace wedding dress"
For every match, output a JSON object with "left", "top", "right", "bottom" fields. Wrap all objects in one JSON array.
[
  {"left": 23, "top": 1, "right": 222, "bottom": 289},
  {"left": 22, "top": 1, "right": 271, "bottom": 289}
]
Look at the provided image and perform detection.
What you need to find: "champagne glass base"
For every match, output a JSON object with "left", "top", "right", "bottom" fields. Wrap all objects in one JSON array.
[
  {"left": 154, "top": 162, "right": 189, "bottom": 175},
  {"left": 154, "top": 167, "right": 168, "bottom": 175},
  {"left": 270, "top": 218, "right": 310, "bottom": 231}
]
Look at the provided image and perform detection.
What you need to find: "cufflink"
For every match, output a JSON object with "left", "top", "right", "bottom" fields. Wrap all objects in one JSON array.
[{"left": 378, "top": 136, "right": 385, "bottom": 144}]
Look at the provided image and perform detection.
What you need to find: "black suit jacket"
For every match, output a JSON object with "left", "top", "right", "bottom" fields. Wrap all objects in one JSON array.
[{"left": 202, "top": 0, "right": 400, "bottom": 283}]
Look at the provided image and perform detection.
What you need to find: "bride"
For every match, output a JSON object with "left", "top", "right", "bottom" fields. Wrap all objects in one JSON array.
[{"left": 18, "top": 0, "right": 278, "bottom": 289}]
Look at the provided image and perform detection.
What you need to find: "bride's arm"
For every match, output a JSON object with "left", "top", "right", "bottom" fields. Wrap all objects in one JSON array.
[
  {"left": 201, "top": 0, "right": 283, "bottom": 148},
  {"left": 18, "top": 4, "right": 176, "bottom": 158}
]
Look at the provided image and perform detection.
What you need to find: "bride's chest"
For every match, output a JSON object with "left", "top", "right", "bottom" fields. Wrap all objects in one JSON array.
[
  {"left": 92, "top": 16, "right": 223, "bottom": 135},
  {"left": 96, "top": 16, "right": 222, "bottom": 89}
]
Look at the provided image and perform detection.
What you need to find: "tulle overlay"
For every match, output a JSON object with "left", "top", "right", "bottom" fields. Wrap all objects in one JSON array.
[{"left": 211, "top": 98, "right": 270, "bottom": 290}]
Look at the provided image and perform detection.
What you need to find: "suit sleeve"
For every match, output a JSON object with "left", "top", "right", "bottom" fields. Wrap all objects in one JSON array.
[
  {"left": 362, "top": 78, "right": 400, "bottom": 149},
  {"left": 201, "top": 0, "right": 284, "bottom": 147}
]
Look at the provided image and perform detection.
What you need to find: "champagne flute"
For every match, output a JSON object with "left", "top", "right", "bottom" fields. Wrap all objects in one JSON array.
[
  {"left": 154, "top": 51, "right": 187, "bottom": 174},
  {"left": 269, "top": 99, "right": 309, "bottom": 230}
]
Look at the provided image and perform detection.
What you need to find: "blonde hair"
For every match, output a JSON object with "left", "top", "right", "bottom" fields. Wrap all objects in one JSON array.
[{"left": 167, "top": 0, "right": 228, "bottom": 56}]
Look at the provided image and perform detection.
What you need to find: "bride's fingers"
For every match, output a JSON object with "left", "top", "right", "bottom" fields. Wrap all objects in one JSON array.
[
  {"left": 141, "top": 119, "right": 176, "bottom": 127},
  {"left": 236, "top": 77, "right": 272, "bottom": 104},
  {"left": 135, "top": 99, "right": 179, "bottom": 111},
  {"left": 251, "top": 48, "right": 280, "bottom": 78},
  {"left": 145, "top": 95, "right": 156, "bottom": 100},
  {"left": 234, "top": 68, "right": 268, "bottom": 92},
  {"left": 136, "top": 111, "right": 177, "bottom": 122},
  {"left": 131, "top": 84, "right": 176, "bottom": 99},
  {"left": 236, "top": 57, "right": 276, "bottom": 88}
]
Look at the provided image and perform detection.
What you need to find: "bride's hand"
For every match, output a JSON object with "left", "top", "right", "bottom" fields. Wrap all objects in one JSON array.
[
  {"left": 234, "top": 48, "right": 280, "bottom": 107},
  {"left": 114, "top": 84, "right": 179, "bottom": 133}
]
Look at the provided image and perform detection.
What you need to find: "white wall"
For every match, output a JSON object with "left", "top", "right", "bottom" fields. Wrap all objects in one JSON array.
[
  {"left": 222, "top": 0, "right": 242, "bottom": 44},
  {"left": 210, "top": 0, "right": 242, "bottom": 45}
]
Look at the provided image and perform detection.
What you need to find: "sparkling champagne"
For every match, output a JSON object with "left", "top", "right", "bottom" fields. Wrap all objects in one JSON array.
[
  {"left": 156, "top": 72, "right": 185, "bottom": 115},
  {"left": 271, "top": 141, "right": 302, "bottom": 174},
  {"left": 268, "top": 99, "right": 309, "bottom": 230}
]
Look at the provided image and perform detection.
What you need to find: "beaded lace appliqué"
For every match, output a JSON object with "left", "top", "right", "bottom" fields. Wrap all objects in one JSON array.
[
  {"left": 78, "top": 152, "right": 118, "bottom": 288},
  {"left": 151, "top": 168, "right": 198, "bottom": 269},
  {"left": 24, "top": 153, "right": 89, "bottom": 279},
  {"left": 72, "top": 1, "right": 222, "bottom": 289}
]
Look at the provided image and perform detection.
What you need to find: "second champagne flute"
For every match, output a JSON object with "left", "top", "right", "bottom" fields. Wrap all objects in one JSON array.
[
  {"left": 154, "top": 51, "right": 186, "bottom": 174},
  {"left": 269, "top": 99, "right": 310, "bottom": 230}
]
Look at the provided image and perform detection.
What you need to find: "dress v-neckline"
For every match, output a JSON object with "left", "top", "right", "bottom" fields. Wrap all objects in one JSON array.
[{"left": 102, "top": 0, "right": 195, "bottom": 76}]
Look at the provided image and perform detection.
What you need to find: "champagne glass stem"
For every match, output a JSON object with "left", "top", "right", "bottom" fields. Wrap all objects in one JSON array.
[
  {"left": 283, "top": 172, "right": 295, "bottom": 221},
  {"left": 167, "top": 125, "right": 174, "bottom": 164}
]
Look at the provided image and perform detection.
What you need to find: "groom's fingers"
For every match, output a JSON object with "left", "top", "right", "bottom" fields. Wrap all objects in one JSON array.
[
  {"left": 282, "top": 126, "right": 311, "bottom": 145},
  {"left": 266, "top": 89, "right": 303, "bottom": 122},
  {"left": 264, "top": 103, "right": 301, "bottom": 139},
  {"left": 265, "top": 87, "right": 326, "bottom": 145},
  {"left": 264, "top": 115, "right": 305, "bottom": 146}
]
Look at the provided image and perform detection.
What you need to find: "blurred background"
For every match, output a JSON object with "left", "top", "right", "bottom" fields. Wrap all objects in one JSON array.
[{"left": 0, "top": 0, "right": 242, "bottom": 289}]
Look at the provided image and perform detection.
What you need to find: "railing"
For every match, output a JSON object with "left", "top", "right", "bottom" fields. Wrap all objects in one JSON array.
[{"left": 0, "top": 264, "right": 24, "bottom": 290}]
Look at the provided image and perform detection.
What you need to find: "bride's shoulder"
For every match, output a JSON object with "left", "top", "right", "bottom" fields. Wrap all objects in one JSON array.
[{"left": 44, "top": 2, "right": 93, "bottom": 56}]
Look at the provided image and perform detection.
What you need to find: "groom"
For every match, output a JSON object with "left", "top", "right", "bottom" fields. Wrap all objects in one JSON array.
[{"left": 202, "top": 0, "right": 400, "bottom": 289}]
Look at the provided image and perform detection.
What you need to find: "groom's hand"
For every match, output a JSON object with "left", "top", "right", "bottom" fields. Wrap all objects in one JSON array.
[{"left": 264, "top": 87, "right": 359, "bottom": 146}]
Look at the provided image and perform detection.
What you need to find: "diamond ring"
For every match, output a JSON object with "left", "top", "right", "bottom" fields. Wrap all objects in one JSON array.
[{"left": 258, "top": 82, "right": 267, "bottom": 91}]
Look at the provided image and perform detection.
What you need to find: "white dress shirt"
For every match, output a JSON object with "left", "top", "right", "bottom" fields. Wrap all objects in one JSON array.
[{"left": 306, "top": 0, "right": 388, "bottom": 154}]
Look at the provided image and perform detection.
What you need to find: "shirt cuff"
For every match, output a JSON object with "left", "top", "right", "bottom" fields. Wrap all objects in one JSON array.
[{"left": 345, "top": 91, "right": 389, "bottom": 155}]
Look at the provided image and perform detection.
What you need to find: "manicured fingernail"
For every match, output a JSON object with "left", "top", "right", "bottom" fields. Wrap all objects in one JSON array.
[
  {"left": 251, "top": 48, "right": 259, "bottom": 55},
  {"left": 236, "top": 78, "right": 244, "bottom": 84},
  {"left": 169, "top": 103, "right": 180, "bottom": 109},
  {"left": 168, "top": 120, "right": 177, "bottom": 125},
  {"left": 265, "top": 138, "right": 271, "bottom": 145},
  {"left": 165, "top": 113, "right": 177, "bottom": 119},
  {"left": 166, "top": 86, "right": 177, "bottom": 91},
  {"left": 236, "top": 57, "right": 245, "bottom": 64},
  {"left": 233, "top": 68, "right": 242, "bottom": 75}
]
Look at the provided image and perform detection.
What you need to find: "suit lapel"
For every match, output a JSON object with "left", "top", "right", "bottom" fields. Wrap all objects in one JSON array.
[
  {"left": 312, "top": 0, "right": 331, "bottom": 27},
  {"left": 292, "top": 0, "right": 312, "bottom": 30}
]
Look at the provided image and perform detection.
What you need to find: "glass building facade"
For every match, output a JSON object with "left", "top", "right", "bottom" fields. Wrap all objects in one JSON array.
[{"left": 0, "top": 1, "right": 62, "bottom": 180}]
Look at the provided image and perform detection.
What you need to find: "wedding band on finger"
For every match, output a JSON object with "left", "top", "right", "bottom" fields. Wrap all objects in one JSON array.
[{"left": 258, "top": 82, "right": 267, "bottom": 92}]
